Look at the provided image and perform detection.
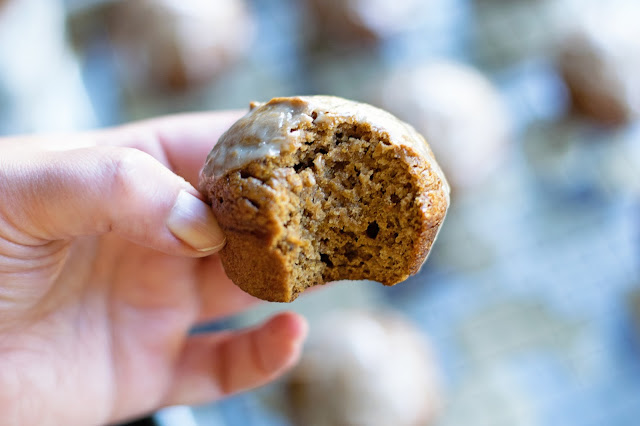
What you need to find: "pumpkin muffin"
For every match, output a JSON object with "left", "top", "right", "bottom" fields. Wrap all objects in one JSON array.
[{"left": 199, "top": 96, "right": 449, "bottom": 302}]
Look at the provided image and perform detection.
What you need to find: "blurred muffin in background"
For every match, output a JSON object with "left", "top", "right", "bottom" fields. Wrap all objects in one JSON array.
[
  {"left": 377, "top": 61, "right": 510, "bottom": 190},
  {"left": 287, "top": 310, "right": 442, "bottom": 426},
  {"left": 104, "top": 0, "right": 255, "bottom": 92},
  {"left": 557, "top": 1, "right": 640, "bottom": 126},
  {"left": 303, "top": 0, "right": 423, "bottom": 47}
]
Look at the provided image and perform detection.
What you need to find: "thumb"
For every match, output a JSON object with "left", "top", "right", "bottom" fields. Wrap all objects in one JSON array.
[{"left": 0, "top": 146, "right": 224, "bottom": 256}]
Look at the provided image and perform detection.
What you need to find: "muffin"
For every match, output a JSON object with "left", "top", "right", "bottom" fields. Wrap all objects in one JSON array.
[
  {"left": 199, "top": 96, "right": 449, "bottom": 302},
  {"left": 377, "top": 61, "right": 510, "bottom": 190},
  {"left": 104, "top": 0, "right": 255, "bottom": 91},
  {"left": 303, "top": 0, "right": 423, "bottom": 45},
  {"left": 286, "top": 310, "right": 442, "bottom": 426},
  {"left": 558, "top": 1, "right": 640, "bottom": 125}
]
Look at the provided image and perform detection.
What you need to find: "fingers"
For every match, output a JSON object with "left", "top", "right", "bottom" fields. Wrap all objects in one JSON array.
[
  {"left": 0, "top": 110, "right": 246, "bottom": 254},
  {"left": 164, "top": 312, "right": 308, "bottom": 407},
  {"left": 195, "top": 255, "right": 261, "bottom": 322},
  {"left": 3, "top": 110, "right": 246, "bottom": 188},
  {"left": 0, "top": 146, "right": 224, "bottom": 256},
  {"left": 103, "top": 110, "right": 246, "bottom": 187}
]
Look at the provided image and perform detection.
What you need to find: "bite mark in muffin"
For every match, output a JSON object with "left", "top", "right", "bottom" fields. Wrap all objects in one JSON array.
[{"left": 199, "top": 96, "right": 449, "bottom": 302}]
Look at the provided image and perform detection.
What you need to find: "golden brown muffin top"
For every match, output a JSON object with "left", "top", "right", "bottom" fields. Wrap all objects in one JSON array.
[{"left": 202, "top": 95, "right": 449, "bottom": 199}]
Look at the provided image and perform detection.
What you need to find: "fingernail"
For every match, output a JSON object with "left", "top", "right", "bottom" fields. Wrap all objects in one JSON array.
[{"left": 167, "top": 190, "right": 225, "bottom": 252}]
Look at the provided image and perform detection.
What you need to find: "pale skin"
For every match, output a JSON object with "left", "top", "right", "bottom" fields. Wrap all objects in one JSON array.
[{"left": 0, "top": 111, "right": 308, "bottom": 425}]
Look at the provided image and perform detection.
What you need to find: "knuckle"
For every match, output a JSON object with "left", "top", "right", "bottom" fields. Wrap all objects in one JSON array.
[{"left": 104, "top": 147, "right": 147, "bottom": 199}]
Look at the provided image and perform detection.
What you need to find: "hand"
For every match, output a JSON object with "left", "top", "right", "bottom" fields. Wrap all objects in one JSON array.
[{"left": 0, "top": 112, "right": 308, "bottom": 425}]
